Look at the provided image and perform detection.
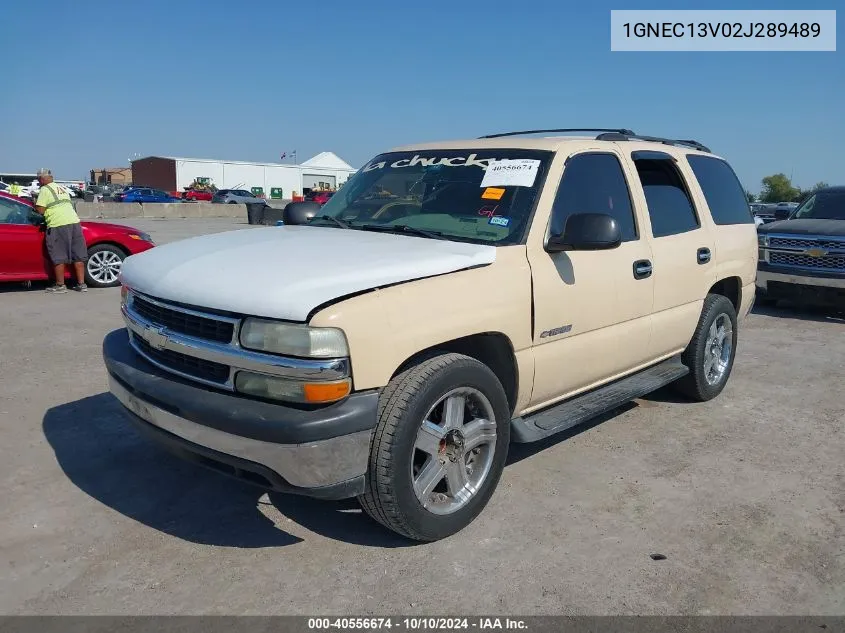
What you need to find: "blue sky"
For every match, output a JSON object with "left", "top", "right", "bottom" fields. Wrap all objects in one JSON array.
[{"left": 1, "top": 0, "right": 841, "bottom": 193}]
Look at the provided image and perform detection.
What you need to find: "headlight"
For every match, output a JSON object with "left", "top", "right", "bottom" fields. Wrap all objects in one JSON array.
[
  {"left": 239, "top": 318, "right": 349, "bottom": 358},
  {"left": 120, "top": 285, "right": 131, "bottom": 306},
  {"left": 757, "top": 234, "right": 768, "bottom": 246},
  {"left": 235, "top": 371, "right": 351, "bottom": 404},
  {"left": 129, "top": 232, "right": 154, "bottom": 243}
]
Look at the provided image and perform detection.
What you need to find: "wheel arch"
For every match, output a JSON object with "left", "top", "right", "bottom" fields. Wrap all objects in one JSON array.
[
  {"left": 391, "top": 332, "right": 519, "bottom": 415},
  {"left": 708, "top": 276, "right": 741, "bottom": 311},
  {"left": 87, "top": 240, "right": 130, "bottom": 257}
]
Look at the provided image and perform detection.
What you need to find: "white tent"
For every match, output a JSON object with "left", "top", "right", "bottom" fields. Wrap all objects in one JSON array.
[{"left": 300, "top": 152, "right": 354, "bottom": 170}]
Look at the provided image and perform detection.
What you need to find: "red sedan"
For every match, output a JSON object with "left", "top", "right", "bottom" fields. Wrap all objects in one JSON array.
[
  {"left": 183, "top": 189, "right": 214, "bottom": 201},
  {"left": 0, "top": 192, "right": 155, "bottom": 288}
]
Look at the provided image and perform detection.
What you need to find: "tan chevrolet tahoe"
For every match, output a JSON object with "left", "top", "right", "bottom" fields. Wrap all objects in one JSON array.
[{"left": 103, "top": 128, "right": 758, "bottom": 541}]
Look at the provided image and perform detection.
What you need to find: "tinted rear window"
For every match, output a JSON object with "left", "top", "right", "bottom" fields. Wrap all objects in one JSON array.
[
  {"left": 686, "top": 155, "right": 752, "bottom": 225},
  {"left": 633, "top": 156, "right": 700, "bottom": 238}
]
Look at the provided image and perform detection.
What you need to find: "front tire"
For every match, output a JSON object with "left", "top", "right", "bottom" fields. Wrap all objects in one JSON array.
[
  {"left": 359, "top": 353, "right": 510, "bottom": 542},
  {"left": 673, "top": 294, "right": 739, "bottom": 402},
  {"left": 85, "top": 244, "right": 126, "bottom": 288}
]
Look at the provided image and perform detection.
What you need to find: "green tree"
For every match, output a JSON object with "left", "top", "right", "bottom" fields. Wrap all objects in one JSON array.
[
  {"left": 746, "top": 190, "right": 757, "bottom": 203},
  {"left": 760, "top": 174, "right": 800, "bottom": 203}
]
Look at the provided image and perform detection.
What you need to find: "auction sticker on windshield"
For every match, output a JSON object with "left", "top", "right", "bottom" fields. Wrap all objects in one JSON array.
[
  {"left": 482, "top": 187, "right": 506, "bottom": 200},
  {"left": 480, "top": 159, "right": 540, "bottom": 188}
]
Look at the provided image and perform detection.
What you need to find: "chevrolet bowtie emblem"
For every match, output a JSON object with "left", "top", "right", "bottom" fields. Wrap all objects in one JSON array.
[
  {"left": 144, "top": 325, "right": 169, "bottom": 350},
  {"left": 803, "top": 248, "right": 828, "bottom": 258}
]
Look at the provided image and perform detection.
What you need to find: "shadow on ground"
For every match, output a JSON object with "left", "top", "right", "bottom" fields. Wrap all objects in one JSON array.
[
  {"left": 44, "top": 375, "right": 702, "bottom": 547},
  {"left": 0, "top": 280, "right": 49, "bottom": 294},
  {"left": 751, "top": 302, "right": 845, "bottom": 324},
  {"left": 42, "top": 393, "right": 410, "bottom": 549}
]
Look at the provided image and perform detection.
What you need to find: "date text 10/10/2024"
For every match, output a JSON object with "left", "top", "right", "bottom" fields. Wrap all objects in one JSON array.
[{"left": 308, "top": 618, "right": 528, "bottom": 630}]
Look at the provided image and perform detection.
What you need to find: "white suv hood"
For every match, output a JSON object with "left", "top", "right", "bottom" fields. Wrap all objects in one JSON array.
[{"left": 120, "top": 225, "right": 496, "bottom": 321}]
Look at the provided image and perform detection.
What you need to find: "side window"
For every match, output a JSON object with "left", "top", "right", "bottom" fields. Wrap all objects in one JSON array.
[
  {"left": 633, "top": 155, "right": 699, "bottom": 238},
  {"left": 0, "top": 197, "right": 30, "bottom": 224},
  {"left": 549, "top": 153, "right": 637, "bottom": 242},
  {"left": 686, "top": 155, "right": 753, "bottom": 225}
]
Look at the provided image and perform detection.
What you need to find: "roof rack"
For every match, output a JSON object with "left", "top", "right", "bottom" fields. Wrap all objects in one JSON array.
[
  {"left": 595, "top": 132, "right": 711, "bottom": 153},
  {"left": 479, "top": 128, "right": 636, "bottom": 139}
]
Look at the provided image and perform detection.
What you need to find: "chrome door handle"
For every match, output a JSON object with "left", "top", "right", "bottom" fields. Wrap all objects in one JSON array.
[{"left": 633, "top": 259, "right": 652, "bottom": 280}]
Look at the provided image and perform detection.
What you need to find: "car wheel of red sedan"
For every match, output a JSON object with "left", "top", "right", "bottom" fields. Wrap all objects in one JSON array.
[{"left": 85, "top": 244, "right": 126, "bottom": 288}]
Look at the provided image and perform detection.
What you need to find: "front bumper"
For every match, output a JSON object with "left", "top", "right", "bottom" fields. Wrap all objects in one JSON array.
[
  {"left": 756, "top": 264, "right": 845, "bottom": 306},
  {"left": 103, "top": 328, "right": 379, "bottom": 499}
]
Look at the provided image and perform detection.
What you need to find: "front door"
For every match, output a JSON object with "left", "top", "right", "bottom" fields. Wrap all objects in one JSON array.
[
  {"left": 527, "top": 151, "right": 655, "bottom": 412},
  {"left": 0, "top": 196, "right": 49, "bottom": 280}
]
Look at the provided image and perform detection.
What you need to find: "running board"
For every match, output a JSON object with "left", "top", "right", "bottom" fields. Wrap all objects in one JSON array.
[{"left": 510, "top": 355, "right": 689, "bottom": 443}]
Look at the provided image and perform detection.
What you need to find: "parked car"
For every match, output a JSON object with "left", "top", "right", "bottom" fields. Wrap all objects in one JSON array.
[
  {"left": 756, "top": 186, "right": 845, "bottom": 310},
  {"left": 0, "top": 191, "right": 155, "bottom": 287},
  {"left": 306, "top": 190, "right": 335, "bottom": 206},
  {"left": 771, "top": 201, "right": 800, "bottom": 221},
  {"left": 119, "top": 188, "right": 182, "bottom": 203},
  {"left": 211, "top": 189, "right": 261, "bottom": 204},
  {"left": 183, "top": 189, "right": 214, "bottom": 201},
  {"left": 104, "top": 129, "right": 757, "bottom": 542}
]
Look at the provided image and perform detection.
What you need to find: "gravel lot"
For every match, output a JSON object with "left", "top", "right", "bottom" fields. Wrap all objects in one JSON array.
[{"left": 1, "top": 218, "right": 843, "bottom": 615}]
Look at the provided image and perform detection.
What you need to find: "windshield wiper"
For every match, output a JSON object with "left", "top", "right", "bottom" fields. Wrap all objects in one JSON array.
[
  {"left": 357, "top": 224, "right": 448, "bottom": 240},
  {"left": 309, "top": 215, "right": 351, "bottom": 229}
]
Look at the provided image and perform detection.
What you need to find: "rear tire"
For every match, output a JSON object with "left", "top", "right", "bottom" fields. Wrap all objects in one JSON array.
[
  {"left": 359, "top": 353, "right": 510, "bottom": 542},
  {"left": 673, "top": 294, "right": 738, "bottom": 402}
]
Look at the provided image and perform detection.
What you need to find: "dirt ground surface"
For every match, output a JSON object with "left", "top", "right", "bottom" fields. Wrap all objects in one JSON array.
[{"left": 1, "top": 218, "right": 843, "bottom": 615}]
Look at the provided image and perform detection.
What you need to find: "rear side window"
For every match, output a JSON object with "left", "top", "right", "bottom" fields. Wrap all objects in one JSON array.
[
  {"left": 633, "top": 155, "right": 699, "bottom": 238},
  {"left": 686, "top": 155, "right": 752, "bottom": 225},
  {"left": 550, "top": 153, "right": 638, "bottom": 242}
]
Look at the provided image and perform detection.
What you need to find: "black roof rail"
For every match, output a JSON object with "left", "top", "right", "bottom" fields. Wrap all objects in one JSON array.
[
  {"left": 595, "top": 132, "right": 711, "bottom": 153},
  {"left": 479, "top": 128, "right": 636, "bottom": 139}
]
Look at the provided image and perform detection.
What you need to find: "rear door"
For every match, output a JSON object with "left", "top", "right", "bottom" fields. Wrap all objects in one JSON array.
[
  {"left": 625, "top": 150, "right": 717, "bottom": 357},
  {"left": 0, "top": 197, "right": 49, "bottom": 279}
]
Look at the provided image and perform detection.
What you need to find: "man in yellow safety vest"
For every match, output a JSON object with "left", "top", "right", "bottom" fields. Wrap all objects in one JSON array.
[{"left": 33, "top": 168, "right": 88, "bottom": 294}]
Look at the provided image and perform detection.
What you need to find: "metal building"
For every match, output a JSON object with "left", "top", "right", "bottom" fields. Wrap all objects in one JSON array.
[{"left": 130, "top": 152, "right": 357, "bottom": 198}]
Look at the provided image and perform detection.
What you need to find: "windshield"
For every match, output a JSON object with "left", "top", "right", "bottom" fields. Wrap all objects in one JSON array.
[
  {"left": 314, "top": 149, "right": 552, "bottom": 244},
  {"left": 792, "top": 191, "right": 845, "bottom": 220}
]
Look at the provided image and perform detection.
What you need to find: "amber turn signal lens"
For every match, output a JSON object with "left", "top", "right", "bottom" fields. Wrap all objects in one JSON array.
[{"left": 303, "top": 380, "right": 351, "bottom": 403}]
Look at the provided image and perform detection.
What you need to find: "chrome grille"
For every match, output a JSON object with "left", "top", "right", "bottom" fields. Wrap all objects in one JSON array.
[
  {"left": 769, "top": 237, "right": 845, "bottom": 250},
  {"left": 770, "top": 252, "right": 845, "bottom": 270},
  {"left": 132, "top": 294, "right": 235, "bottom": 343},
  {"left": 122, "top": 290, "right": 350, "bottom": 391},
  {"left": 132, "top": 333, "right": 230, "bottom": 384}
]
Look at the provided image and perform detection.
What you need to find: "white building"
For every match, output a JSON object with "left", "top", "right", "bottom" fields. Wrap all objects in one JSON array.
[{"left": 131, "top": 152, "right": 358, "bottom": 198}]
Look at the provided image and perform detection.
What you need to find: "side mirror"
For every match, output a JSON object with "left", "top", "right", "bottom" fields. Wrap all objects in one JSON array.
[
  {"left": 29, "top": 212, "right": 46, "bottom": 227},
  {"left": 282, "top": 201, "right": 320, "bottom": 225},
  {"left": 546, "top": 213, "right": 622, "bottom": 252}
]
